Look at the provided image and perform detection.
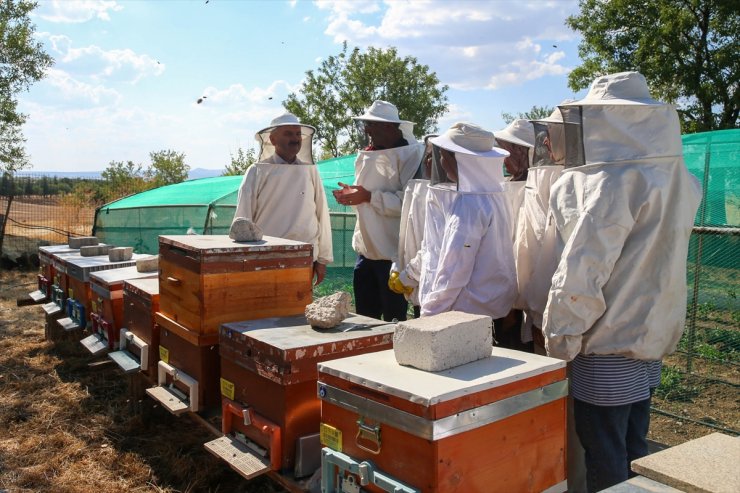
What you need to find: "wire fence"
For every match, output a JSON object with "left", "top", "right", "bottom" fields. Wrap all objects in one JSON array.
[{"left": 1, "top": 172, "right": 738, "bottom": 439}]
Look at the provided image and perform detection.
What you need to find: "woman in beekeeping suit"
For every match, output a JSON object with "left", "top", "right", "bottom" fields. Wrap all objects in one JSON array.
[
  {"left": 232, "top": 112, "right": 333, "bottom": 285},
  {"left": 418, "top": 123, "right": 516, "bottom": 324},
  {"left": 542, "top": 72, "right": 701, "bottom": 492}
]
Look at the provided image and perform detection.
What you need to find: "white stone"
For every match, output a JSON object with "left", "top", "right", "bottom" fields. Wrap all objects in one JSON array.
[
  {"left": 108, "top": 246, "right": 133, "bottom": 262},
  {"left": 136, "top": 255, "right": 159, "bottom": 272},
  {"left": 69, "top": 236, "right": 99, "bottom": 249},
  {"left": 305, "top": 291, "right": 351, "bottom": 329},
  {"left": 80, "top": 244, "right": 111, "bottom": 257},
  {"left": 229, "top": 217, "right": 263, "bottom": 242},
  {"left": 393, "top": 311, "right": 492, "bottom": 372}
]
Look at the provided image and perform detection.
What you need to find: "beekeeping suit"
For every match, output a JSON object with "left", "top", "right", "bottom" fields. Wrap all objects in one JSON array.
[
  {"left": 233, "top": 112, "right": 333, "bottom": 265},
  {"left": 419, "top": 123, "right": 517, "bottom": 318},
  {"left": 512, "top": 105, "right": 570, "bottom": 344},
  {"left": 542, "top": 72, "right": 702, "bottom": 361},
  {"left": 495, "top": 119, "right": 536, "bottom": 241}
]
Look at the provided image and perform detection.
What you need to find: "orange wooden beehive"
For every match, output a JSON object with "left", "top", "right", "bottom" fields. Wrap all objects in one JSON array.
[
  {"left": 157, "top": 235, "right": 313, "bottom": 336},
  {"left": 318, "top": 348, "right": 568, "bottom": 493}
]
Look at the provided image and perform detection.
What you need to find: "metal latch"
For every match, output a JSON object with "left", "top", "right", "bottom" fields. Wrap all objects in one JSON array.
[{"left": 355, "top": 417, "right": 381, "bottom": 455}]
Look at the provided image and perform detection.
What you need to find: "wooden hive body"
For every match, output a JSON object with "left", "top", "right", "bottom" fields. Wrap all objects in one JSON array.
[{"left": 122, "top": 278, "right": 160, "bottom": 380}]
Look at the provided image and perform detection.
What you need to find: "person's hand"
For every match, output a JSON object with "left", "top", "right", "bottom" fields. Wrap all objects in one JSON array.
[
  {"left": 388, "top": 271, "right": 413, "bottom": 295},
  {"left": 313, "top": 261, "right": 327, "bottom": 286},
  {"left": 335, "top": 182, "right": 371, "bottom": 206}
]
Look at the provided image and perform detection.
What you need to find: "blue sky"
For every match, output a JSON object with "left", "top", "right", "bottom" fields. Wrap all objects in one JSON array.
[{"left": 19, "top": 0, "right": 586, "bottom": 172}]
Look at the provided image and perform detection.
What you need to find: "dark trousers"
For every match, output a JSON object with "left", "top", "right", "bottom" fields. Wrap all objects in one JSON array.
[
  {"left": 353, "top": 255, "right": 408, "bottom": 322},
  {"left": 574, "top": 396, "right": 652, "bottom": 492}
]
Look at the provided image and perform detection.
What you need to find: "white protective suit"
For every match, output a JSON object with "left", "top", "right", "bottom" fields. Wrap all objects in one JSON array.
[
  {"left": 351, "top": 144, "right": 425, "bottom": 261},
  {"left": 543, "top": 75, "right": 701, "bottom": 361},
  {"left": 502, "top": 181, "right": 525, "bottom": 241},
  {"left": 419, "top": 153, "right": 517, "bottom": 318},
  {"left": 390, "top": 178, "right": 429, "bottom": 306}
]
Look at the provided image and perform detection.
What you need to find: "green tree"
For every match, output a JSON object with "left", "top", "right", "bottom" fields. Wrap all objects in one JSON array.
[
  {"left": 101, "top": 160, "right": 149, "bottom": 201},
  {"left": 502, "top": 105, "right": 555, "bottom": 124},
  {"left": 567, "top": 0, "right": 739, "bottom": 132},
  {"left": 147, "top": 149, "right": 189, "bottom": 187},
  {"left": 223, "top": 147, "right": 256, "bottom": 176},
  {"left": 285, "top": 43, "right": 448, "bottom": 157}
]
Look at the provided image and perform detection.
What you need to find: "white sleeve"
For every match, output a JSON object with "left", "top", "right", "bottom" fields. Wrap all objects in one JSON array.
[
  {"left": 543, "top": 212, "right": 632, "bottom": 360},
  {"left": 313, "top": 168, "right": 334, "bottom": 265},
  {"left": 368, "top": 151, "right": 420, "bottom": 217},
  {"left": 421, "top": 201, "right": 486, "bottom": 316},
  {"left": 232, "top": 167, "right": 259, "bottom": 225}
]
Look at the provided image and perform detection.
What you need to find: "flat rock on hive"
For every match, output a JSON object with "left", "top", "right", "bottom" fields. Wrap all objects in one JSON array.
[
  {"left": 136, "top": 255, "right": 159, "bottom": 272},
  {"left": 108, "top": 246, "right": 133, "bottom": 262},
  {"left": 229, "top": 217, "right": 263, "bottom": 242},
  {"left": 305, "top": 291, "right": 351, "bottom": 329},
  {"left": 393, "top": 311, "right": 492, "bottom": 372},
  {"left": 69, "top": 236, "right": 99, "bottom": 249}
]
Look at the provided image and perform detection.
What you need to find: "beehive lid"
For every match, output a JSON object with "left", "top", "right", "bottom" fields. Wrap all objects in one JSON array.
[
  {"left": 90, "top": 266, "right": 157, "bottom": 297},
  {"left": 318, "top": 347, "right": 566, "bottom": 407},
  {"left": 65, "top": 254, "right": 146, "bottom": 282},
  {"left": 123, "top": 277, "right": 160, "bottom": 299},
  {"left": 159, "top": 234, "right": 312, "bottom": 254}
]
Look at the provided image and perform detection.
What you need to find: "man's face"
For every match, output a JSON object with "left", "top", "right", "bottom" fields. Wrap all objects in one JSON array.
[
  {"left": 269, "top": 125, "right": 302, "bottom": 161},
  {"left": 498, "top": 140, "right": 529, "bottom": 177},
  {"left": 440, "top": 148, "right": 458, "bottom": 183},
  {"left": 364, "top": 121, "right": 399, "bottom": 149}
]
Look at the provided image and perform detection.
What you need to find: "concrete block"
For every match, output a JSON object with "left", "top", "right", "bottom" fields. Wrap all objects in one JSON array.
[
  {"left": 108, "top": 246, "right": 133, "bottom": 262},
  {"left": 80, "top": 244, "right": 111, "bottom": 257},
  {"left": 631, "top": 433, "right": 740, "bottom": 493},
  {"left": 136, "top": 255, "right": 159, "bottom": 272},
  {"left": 393, "top": 311, "right": 492, "bottom": 372},
  {"left": 69, "top": 236, "right": 99, "bottom": 249}
]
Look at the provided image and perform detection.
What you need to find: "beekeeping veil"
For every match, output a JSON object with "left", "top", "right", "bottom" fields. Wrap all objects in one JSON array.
[
  {"left": 255, "top": 112, "right": 316, "bottom": 164},
  {"left": 352, "top": 100, "right": 417, "bottom": 150},
  {"left": 559, "top": 71, "right": 681, "bottom": 167},
  {"left": 530, "top": 102, "right": 572, "bottom": 167},
  {"left": 429, "top": 123, "right": 509, "bottom": 192}
]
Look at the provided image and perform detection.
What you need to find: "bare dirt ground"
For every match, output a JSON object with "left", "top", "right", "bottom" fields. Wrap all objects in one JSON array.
[{"left": 0, "top": 269, "right": 286, "bottom": 493}]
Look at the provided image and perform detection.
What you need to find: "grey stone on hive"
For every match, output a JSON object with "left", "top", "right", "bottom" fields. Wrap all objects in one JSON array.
[
  {"left": 69, "top": 236, "right": 99, "bottom": 249},
  {"left": 306, "top": 291, "right": 351, "bottom": 329},
  {"left": 80, "top": 244, "right": 111, "bottom": 257},
  {"left": 393, "top": 311, "right": 492, "bottom": 372},
  {"left": 229, "top": 217, "right": 263, "bottom": 242},
  {"left": 108, "top": 246, "right": 133, "bottom": 262},
  {"left": 136, "top": 255, "right": 159, "bottom": 272}
]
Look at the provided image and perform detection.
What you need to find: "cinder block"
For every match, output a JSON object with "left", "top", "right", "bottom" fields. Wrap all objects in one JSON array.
[
  {"left": 69, "top": 236, "right": 99, "bottom": 249},
  {"left": 136, "top": 255, "right": 158, "bottom": 272},
  {"left": 393, "top": 311, "right": 492, "bottom": 372},
  {"left": 80, "top": 245, "right": 111, "bottom": 257},
  {"left": 108, "top": 246, "right": 133, "bottom": 262}
]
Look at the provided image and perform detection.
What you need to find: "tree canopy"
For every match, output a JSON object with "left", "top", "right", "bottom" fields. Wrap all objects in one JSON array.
[
  {"left": 0, "top": 0, "right": 53, "bottom": 173},
  {"left": 147, "top": 150, "right": 189, "bottom": 187},
  {"left": 502, "top": 105, "right": 555, "bottom": 125},
  {"left": 567, "top": 0, "right": 739, "bottom": 132},
  {"left": 284, "top": 43, "right": 448, "bottom": 157},
  {"left": 222, "top": 147, "right": 256, "bottom": 176}
]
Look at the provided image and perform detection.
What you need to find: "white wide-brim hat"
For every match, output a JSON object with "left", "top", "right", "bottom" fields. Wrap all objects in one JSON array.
[
  {"left": 494, "top": 119, "right": 535, "bottom": 148},
  {"left": 431, "top": 122, "right": 509, "bottom": 158},
  {"left": 352, "top": 100, "right": 414, "bottom": 125},
  {"left": 256, "top": 111, "right": 315, "bottom": 136},
  {"left": 564, "top": 71, "right": 662, "bottom": 106}
]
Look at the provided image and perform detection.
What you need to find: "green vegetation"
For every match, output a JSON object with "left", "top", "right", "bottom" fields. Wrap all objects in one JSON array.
[{"left": 656, "top": 366, "right": 704, "bottom": 402}]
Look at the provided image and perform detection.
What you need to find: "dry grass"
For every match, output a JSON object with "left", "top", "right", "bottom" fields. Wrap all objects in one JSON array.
[{"left": 0, "top": 270, "right": 286, "bottom": 493}]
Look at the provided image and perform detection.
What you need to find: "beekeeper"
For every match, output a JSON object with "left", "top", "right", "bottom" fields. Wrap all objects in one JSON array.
[
  {"left": 232, "top": 112, "right": 333, "bottom": 285},
  {"left": 418, "top": 123, "right": 516, "bottom": 320},
  {"left": 512, "top": 105, "right": 570, "bottom": 353},
  {"left": 495, "top": 119, "right": 535, "bottom": 239},
  {"left": 542, "top": 72, "right": 701, "bottom": 492},
  {"left": 387, "top": 135, "right": 436, "bottom": 318},
  {"left": 333, "top": 101, "right": 424, "bottom": 321}
]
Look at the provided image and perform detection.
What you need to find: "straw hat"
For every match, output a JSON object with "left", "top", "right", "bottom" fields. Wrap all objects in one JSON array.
[
  {"left": 352, "top": 100, "right": 414, "bottom": 124},
  {"left": 494, "top": 119, "right": 535, "bottom": 148},
  {"left": 430, "top": 122, "right": 509, "bottom": 158},
  {"left": 564, "top": 71, "right": 662, "bottom": 106}
]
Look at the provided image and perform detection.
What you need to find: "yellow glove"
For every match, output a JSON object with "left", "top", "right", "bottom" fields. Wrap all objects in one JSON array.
[{"left": 388, "top": 271, "right": 413, "bottom": 295}]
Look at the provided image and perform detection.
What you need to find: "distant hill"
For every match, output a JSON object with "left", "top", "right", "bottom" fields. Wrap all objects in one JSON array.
[{"left": 17, "top": 168, "right": 225, "bottom": 180}]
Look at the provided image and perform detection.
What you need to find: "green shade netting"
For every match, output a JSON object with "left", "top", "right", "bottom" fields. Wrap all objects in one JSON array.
[{"left": 94, "top": 156, "right": 358, "bottom": 255}]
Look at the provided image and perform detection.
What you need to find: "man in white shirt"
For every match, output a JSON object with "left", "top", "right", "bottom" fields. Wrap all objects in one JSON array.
[{"left": 233, "top": 112, "right": 333, "bottom": 284}]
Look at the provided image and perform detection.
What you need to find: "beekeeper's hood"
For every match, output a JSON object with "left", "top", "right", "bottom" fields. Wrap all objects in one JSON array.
[
  {"left": 531, "top": 102, "right": 573, "bottom": 167},
  {"left": 494, "top": 118, "right": 535, "bottom": 177},
  {"left": 352, "top": 100, "right": 418, "bottom": 148},
  {"left": 255, "top": 112, "right": 316, "bottom": 164},
  {"left": 559, "top": 71, "right": 682, "bottom": 167},
  {"left": 429, "top": 122, "right": 509, "bottom": 193}
]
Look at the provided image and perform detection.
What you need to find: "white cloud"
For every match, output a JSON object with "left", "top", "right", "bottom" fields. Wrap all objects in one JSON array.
[
  {"left": 313, "top": 0, "right": 579, "bottom": 90},
  {"left": 38, "top": 0, "right": 123, "bottom": 23},
  {"left": 203, "top": 80, "right": 300, "bottom": 106},
  {"left": 44, "top": 68, "right": 122, "bottom": 104}
]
